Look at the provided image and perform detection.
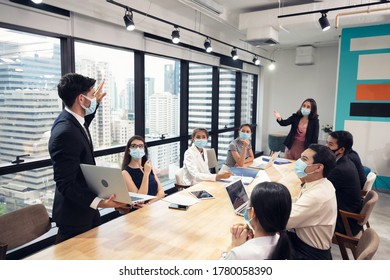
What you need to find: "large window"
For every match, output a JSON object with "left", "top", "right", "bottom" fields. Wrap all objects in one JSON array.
[
  {"left": 144, "top": 55, "right": 180, "bottom": 141},
  {"left": 219, "top": 69, "right": 236, "bottom": 129},
  {"left": 148, "top": 142, "right": 180, "bottom": 184},
  {"left": 188, "top": 62, "right": 212, "bottom": 134},
  {"left": 241, "top": 73, "right": 254, "bottom": 124},
  {"left": 0, "top": 28, "right": 61, "bottom": 215},
  {"left": 75, "top": 42, "right": 135, "bottom": 167}
]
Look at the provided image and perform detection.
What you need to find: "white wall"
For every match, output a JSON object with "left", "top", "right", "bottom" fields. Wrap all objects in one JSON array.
[{"left": 258, "top": 45, "right": 339, "bottom": 154}]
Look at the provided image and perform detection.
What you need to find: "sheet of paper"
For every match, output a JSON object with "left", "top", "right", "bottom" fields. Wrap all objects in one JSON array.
[{"left": 162, "top": 192, "right": 199, "bottom": 206}]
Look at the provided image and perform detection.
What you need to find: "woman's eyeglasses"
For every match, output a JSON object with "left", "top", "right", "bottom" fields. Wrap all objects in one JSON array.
[{"left": 130, "top": 144, "right": 144, "bottom": 149}]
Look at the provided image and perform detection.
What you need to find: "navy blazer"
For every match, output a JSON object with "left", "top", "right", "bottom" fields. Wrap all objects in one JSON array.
[
  {"left": 48, "top": 110, "right": 99, "bottom": 230},
  {"left": 277, "top": 113, "right": 319, "bottom": 149},
  {"left": 328, "top": 155, "right": 363, "bottom": 236}
]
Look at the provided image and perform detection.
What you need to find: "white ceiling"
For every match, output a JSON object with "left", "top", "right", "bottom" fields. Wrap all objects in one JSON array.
[{"left": 164, "top": 0, "right": 390, "bottom": 50}]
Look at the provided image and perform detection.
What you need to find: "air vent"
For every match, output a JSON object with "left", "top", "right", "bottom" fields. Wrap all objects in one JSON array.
[
  {"left": 180, "top": 0, "right": 224, "bottom": 15},
  {"left": 246, "top": 38, "right": 279, "bottom": 47}
]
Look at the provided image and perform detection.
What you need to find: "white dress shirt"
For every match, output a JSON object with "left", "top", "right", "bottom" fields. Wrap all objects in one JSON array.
[
  {"left": 182, "top": 144, "right": 216, "bottom": 186},
  {"left": 221, "top": 235, "right": 280, "bottom": 260}
]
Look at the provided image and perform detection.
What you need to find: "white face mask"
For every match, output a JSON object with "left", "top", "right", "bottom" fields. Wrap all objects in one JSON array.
[{"left": 80, "top": 94, "right": 97, "bottom": 116}]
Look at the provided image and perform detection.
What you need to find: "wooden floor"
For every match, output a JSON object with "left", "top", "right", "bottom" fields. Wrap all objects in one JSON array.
[{"left": 331, "top": 190, "right": 390, "bottom": 260}]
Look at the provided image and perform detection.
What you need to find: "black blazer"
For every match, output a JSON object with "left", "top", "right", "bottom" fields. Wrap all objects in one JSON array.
[
  {"left": 328, "top": 155, "right": 363, "bottom": 236},
  {"left": 277, "top": 113, "right": 319, "bottom": 149},
  {"left": 348, "top": 150, "right": 367, "bottom": 189},
  {"left": 48, "top": 110, "right": 99, "bottom": 230}
]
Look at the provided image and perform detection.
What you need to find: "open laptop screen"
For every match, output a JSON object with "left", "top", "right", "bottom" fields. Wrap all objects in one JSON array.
[{"left": 225, "top": 179, "right": 249, "bottom": 212}]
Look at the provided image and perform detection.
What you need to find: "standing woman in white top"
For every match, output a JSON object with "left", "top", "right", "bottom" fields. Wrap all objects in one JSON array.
[
  {"left": 182, "top": 128, "right": 231, "bottom": 186},
  {"left": 221, "top": 182, "right": 292, "bottom": 260}
]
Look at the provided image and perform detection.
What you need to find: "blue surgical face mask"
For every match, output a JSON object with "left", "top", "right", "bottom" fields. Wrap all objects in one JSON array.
[
  {"left": 239, "top": 132, "right": 251, "bottom": 140},
  {"left": 301, "top": 107, "right": 311, "bottom": 116},
  {"left": 130, "top": 148, "right": 145, "bottom": 160},
  {"left": 244, "top": 207, "right": 254, "bottom": 231},
  {"left": 194, "top": 139, "right": 208, "bottom": 149},
  {"left": 294, "top": 159, "right": 317, "bottom": 178},
  {"left": 81, "top": 95, "right": 97, "bottom": 116}
]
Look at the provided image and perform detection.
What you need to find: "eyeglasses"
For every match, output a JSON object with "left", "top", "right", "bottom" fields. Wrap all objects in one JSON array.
[{"left": 130, "top": 144, "right": 144, "bottom": 149}]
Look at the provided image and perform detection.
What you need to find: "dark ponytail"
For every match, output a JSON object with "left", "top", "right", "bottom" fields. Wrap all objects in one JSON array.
[{"left": 250, "top": 182, "right": 292, "bottom": 260}]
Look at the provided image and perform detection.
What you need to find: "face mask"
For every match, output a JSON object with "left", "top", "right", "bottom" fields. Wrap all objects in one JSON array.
[
  {"left": 301, "top": 107, "right": 311, "bottom": 116},
  {"left": 194, "top": 139, "right": 207, "bottom": 149},
  {"left": 81, "top": 95, "right": 97, "bottom": 116},
  {"left": 130, "top": 148, "right": 145, "bottom": 160},
  {"left": 294, "top": 159, "right": 317, "bottom": 178},
  {"left": 244, "top": 207, "right": 254, "bottom": 231},
  {"left": 239, "top": 132, "right": 251, "bottom": 140}
]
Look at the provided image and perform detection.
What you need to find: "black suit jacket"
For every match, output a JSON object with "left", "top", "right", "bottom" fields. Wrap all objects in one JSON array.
[
  {"left": 328, "top": 155, "right": 363, "bottom": 236},
  {"left": 277, "top": 113, "right": 319, "bottom": 149},
  {"left": 48, "top": 109, "right": 99, "bottom": 231}
]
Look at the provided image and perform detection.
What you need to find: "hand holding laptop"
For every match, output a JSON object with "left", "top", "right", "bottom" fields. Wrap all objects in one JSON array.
[{"left": 97, "top": 194, "right": 130, "bottom": 210}]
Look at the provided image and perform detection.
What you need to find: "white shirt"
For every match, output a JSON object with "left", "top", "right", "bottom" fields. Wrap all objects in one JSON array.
[
  {"left": 221, "top": 235, "right": 280, "bottom": 260},
  {"left": 182, "top": 144, "right": 216, "bottom": 186},
  {"left": 287, "top": 177, "right": 337, "bottom": 249}
]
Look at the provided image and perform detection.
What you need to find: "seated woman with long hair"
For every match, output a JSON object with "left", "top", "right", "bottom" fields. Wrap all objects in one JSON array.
[
  {"left": 121, "top": 135, "right": 165, "bottom": 204},
  {"left": 221, "top": 182, "right": 292, "bottom": 260}
]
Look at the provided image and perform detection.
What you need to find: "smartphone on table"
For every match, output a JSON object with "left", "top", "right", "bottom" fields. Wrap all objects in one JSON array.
[{"left": 169, "top": 203, "right": 189, "bottom": 210}]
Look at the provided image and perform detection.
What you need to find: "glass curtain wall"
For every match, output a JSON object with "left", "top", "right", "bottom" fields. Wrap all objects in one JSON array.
[{"left": 0, "top": 28, "right": 61, "bottom": 215}]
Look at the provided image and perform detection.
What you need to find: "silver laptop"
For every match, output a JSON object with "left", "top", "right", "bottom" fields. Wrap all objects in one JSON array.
[
  {"left": 225, "top": 179, "right": 249, "bottom": 216},
  {"left": 251, "top": 151, "right": 280, "bottom": 169},
  {"left": 80, "top": 164, "right": 156, "bottom": 205}
]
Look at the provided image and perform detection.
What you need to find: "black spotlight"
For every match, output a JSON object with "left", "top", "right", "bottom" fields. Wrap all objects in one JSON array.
[
  {"left": 231, "top": 48, "right": 238, "bottom": 60},
  {"left": 123, "top": 8, "right": 135, "bottom": 31},
  {"left": 319, "top": 12, "right": 330, "bottom": 31},
  {"left": 204, "top": 38, "right": 212, "bottom": 53},
  {"left": 171, "top": 27, "right": 180, "bottom": 44},
  {"left": 31, "top": 0, "right": 43, "bottom": 3},
  {"left": 253, "top": 56, "right": 260, "bottom": 65}
]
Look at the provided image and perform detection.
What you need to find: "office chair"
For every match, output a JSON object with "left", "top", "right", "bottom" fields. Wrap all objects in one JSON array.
[
  {"left": 339, "top": 190, "right": 379, "bottom": 238},
  {"left": 363, "top": 172, "right": 376, "bottom": 193},
  {"left": 0, "top": 204, "right": 52, "bottom": 260},
  {"left": 268, "top": 133, "right": 286, "bottom": 156},
  {"left": 335, "top": 228, "right": 380, "bottom": 260},
  {"left": 206, "top": 148, "right": 219, "bottom": 174},
  {"left": 174, "top": 168, "right": 190, "bottom": 191}
]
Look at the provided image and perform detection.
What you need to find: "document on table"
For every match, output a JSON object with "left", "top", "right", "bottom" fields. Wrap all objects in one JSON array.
[{"left": 162, "top": 192, "right": 200, "bottom": 206}]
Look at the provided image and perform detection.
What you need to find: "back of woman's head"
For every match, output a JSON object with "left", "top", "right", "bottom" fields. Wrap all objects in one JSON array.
[
  {"left": 250, "top": 182, "right": 292, "bottom": 260},
  {"left": 121, "top": 135, "right": 148, "bottom": 170}
]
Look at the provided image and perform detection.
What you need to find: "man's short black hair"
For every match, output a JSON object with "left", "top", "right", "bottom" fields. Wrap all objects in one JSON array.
[
  {"left": 308, "top": 144, "right": 336, "bottom": 177},
  {"left": 329, "top": 130, "right": 353, "bottom": 154},
  {"left": 57, "top": 73, "right": 96, "bottom": 108}
]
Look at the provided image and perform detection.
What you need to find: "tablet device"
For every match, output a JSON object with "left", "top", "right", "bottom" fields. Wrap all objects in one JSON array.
[{"left": 190, "top": 190, "right": 215, "bottom": 200}]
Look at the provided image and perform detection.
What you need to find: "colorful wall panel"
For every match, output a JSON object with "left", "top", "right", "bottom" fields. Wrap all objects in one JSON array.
[{"left": 336, "top": 24, "right": 390, "bottom": 190}]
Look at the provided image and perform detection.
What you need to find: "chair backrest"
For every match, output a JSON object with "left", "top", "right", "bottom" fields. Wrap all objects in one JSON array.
[
  {"left": 268, "top": 133, "right": 286, "bottom": 154},
  {"left": 363, "top": 172, "right": 376, "bottom": 192},
  {"left": 0, "top": 204, "right": 51, "bottom": 260},
  {"left": 359, "top": 190, "right": 379, "bottom": 226},
  {"left": 356, "top": 228, "right": 380, "bottom": 260},
  {"left": 175, "top": 167, "right": 186, "bottom": 185},
  {"left": 206, "top": 148, "right": 219, "bottom": 173}
]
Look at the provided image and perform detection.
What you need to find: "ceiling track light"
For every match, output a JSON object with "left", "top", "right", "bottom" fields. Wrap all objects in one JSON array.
[
  {"left": 318, "top": 12, "right": 330, "bottom": 31},
  {"left": 204, "top": 37, "right": 212, "bottom": 53},
  {"left": 31, "top": 0, "right": 43, "bottom": 3},
  {"left": 253, "top": 56, "right": 260, "bottom": 65},
  {"left": 123, "top": 8, "right": 135, "bottom": 31},
  {"left": 171, "top": 26, "right": 180, "bottom": 44},
  {"left": 231, "top": 48, "right": 238, "bottom": 60},
  {"left": 268, "top": 61, "right": 276, "bottom": 71}
]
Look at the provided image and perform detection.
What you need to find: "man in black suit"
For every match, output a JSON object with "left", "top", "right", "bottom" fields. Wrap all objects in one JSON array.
[
  {"left": 326, "top": 130, "right": 363, "bottom": 236},
  {"left": 49, "top": 73, "right": 128, "bottom": 243}
]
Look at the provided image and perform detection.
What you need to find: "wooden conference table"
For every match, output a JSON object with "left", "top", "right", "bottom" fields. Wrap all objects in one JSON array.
[{"left": 27, "top": 157, "right": 301, "bottom": 260}]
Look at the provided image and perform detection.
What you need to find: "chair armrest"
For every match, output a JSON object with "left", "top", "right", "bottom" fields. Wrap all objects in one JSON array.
[
  {"left": 0, "top": 241, "right": 8, "bottom": 260},
  {"left": 334, "top": 232, "right": 359, "bottom": 260},
  {"left": 339, "top": 209, "right": 366, "bottom": 237}
]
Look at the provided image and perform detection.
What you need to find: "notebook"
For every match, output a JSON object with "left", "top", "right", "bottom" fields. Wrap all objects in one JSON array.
[
  {"left": 80, "top": 164, "right": 156, "bottom": 205},
  {"left": 225, "top": 179, "right": 249, "bottom": 216},
  {"left": 250, "top": 151, "right": 281, "bottom": 169}
]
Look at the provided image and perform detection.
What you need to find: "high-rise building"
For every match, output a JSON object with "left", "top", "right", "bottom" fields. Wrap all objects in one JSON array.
[{"left": 0, "top": 37, "right": 61, "bottom": 213}]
